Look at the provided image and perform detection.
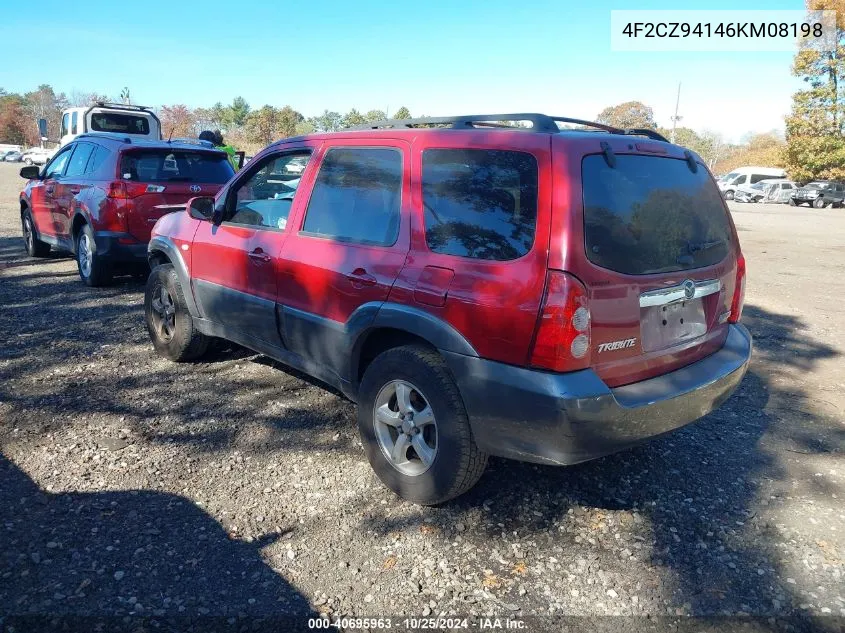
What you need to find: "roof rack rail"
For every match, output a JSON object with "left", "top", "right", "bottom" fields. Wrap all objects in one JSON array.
[
  {"left": 350, "top": 113, "right": 670, "bottom": 142},
  {"left": 93, "top": 101, "right": 153, "bottom": 112},
  {"left": 75, "top": 132, "right": 132, "bottom": 143}
]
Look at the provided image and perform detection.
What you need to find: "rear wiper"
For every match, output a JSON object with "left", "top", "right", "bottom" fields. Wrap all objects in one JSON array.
[{"left": 687, "top": 239, "right": 724, "bottom": 253}]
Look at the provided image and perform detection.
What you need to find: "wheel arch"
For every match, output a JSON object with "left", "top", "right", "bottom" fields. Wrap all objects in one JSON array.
[
  {"left": 148, "top": 236, "right": 201, "bottom": 317},
  {"left": 350, "top": 304, "right": 478, "bottom": 385}
]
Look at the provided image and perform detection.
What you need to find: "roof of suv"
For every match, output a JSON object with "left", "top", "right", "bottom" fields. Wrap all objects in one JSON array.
[
  {"left": 270, "top": 112, "right": 673, "bottom": 148},
  {"left": 72, "top": 132, "right": 226, "bottom": 154}
]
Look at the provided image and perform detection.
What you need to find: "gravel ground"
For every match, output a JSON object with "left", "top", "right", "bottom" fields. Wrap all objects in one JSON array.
[{"left": 0, "top": 161, "right": 843, "bottom": 632}]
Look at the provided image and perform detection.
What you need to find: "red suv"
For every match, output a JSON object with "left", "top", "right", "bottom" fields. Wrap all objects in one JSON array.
[
  {"left": 144, "top": 114, "right": 752, "bottom": 505},
  {"left": 19, "top": 133, "right": 234, "bottom": 285}
]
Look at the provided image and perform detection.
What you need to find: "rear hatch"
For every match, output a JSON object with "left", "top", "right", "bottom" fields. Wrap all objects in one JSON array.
[
  {"left": 118, "top": 148, "right": 234, "bottom": 241},
  {"left": 559, "top": 141, "right": 741, "bottom": 387}
]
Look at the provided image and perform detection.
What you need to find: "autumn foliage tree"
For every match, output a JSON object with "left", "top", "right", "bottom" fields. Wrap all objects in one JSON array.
[
  {"left": 785, "top": 0, "right": 845, "bottom": 181},
  {"left": 159, "top": 104, "right": 196, "bottom": 139},
  {"left": 596, "top": 101, "right": 657, "bottom": 130}
]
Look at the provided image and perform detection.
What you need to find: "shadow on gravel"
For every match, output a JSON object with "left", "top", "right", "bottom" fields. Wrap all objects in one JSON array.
[
  {"left": 358, "top": 304, "right": 841, "bottom": 629},
  {"left": 0, "top": 453, "right": 315, "bottom": 632}
]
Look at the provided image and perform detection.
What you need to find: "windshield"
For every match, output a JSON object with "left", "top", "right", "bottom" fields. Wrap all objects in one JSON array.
[
  {"left": 120, "top": 150, "right": 234, "bottom": 183},
  {"left": 719, "top": 172, "right": 738, "bottom": 183},
  {"left": 583, "top": 154, "right": 732, "bottom": 275}
]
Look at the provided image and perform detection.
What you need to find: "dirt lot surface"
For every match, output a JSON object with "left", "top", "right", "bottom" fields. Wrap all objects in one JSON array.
[{"left": 0, "top": 161, "right": 843, "bottom": 632}]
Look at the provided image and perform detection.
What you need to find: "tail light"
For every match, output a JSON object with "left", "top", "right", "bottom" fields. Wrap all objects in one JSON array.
[
  {"left": 530, "top": 271, "right": 591, "bottom": 372},
  {"left": 728, "top": 254, "right": 746, "bottom": 323},
  {"left": 107, "top": 182, "right": 165, "bottom": 199}
]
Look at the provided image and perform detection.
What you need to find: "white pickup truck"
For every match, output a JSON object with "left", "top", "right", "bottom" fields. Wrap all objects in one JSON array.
[{"left": 39, "top": 102, "right": 162, "bottom": 147}]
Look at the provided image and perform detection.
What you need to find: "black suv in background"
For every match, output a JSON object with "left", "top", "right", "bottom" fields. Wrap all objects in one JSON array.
[{"left": 790, "top": 180, "right": 845, "bottom": 208}]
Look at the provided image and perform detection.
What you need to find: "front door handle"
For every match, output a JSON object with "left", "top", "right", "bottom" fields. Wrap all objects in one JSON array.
[
  {"left": 346, "top": 267, "right": 377, "bottom": 287},
  {"left": 248, "top": 248, "right": 272, "bottom": 263}
]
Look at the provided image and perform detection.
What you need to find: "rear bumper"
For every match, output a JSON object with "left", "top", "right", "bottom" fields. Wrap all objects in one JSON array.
[
  {"left": 93, "top": 231, "right": 147, "bottom": 264},
  {"left": 444, "top": 324, "right": 752, "bottom": 466}
]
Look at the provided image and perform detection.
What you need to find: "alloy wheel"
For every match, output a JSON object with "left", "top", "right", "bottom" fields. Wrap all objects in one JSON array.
[
  {"left": 78, "top": 233, "right": 93, "bottom": 278},
  {"left": 149, "top": 284, "right": 177, "bottom": 342},
  {"left": 373, "top": 380, "right": 438, "bottom": 476}
]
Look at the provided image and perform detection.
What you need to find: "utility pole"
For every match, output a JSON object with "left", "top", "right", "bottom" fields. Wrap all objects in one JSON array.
[{"left": 670, "top": 82, "right": 682, "bottom": 143}]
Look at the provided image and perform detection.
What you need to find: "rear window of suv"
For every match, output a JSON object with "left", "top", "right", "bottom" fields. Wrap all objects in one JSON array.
[
  {"left": 119, "top": 150, "right": 234, "bottom": 183},
  {"left": 423, "top": 149, "right": 538, "bottom": 261},
  {"left": 91, "top": 113, "right": 151, "bottom": 135},
  {"left": 582, "top": 154, "right": 732, "bottom": 275}
]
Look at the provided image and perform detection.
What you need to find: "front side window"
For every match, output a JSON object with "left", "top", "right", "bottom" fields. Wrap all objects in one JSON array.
[
  {"left": 71, "top": 111, "right": 79, "bottom": 135},
  {"left": 44, "top": 148, "right": 72, "bottom": 179},
  {"left": 302, "top": 147, "right": 402, "bottom": 246},
  {"left": 228, "top": 152, "right": 312, "bottom": 230},
  {"left": 64, "top": 142, "right": 94, "bottom": 178},
  {"left": 422, "top": 149, "right": 538, "bottom": 261},
  {"left": 60, "top": 113, "right": 70, "bottom": 138}
]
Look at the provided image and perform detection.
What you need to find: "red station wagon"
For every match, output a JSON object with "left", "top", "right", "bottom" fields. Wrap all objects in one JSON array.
[
  {"left": 144, "top": 113, "right": 752, "bottom": 505},
  {"left": 19, "top": 133, "right": 234, "bottom": 285}
]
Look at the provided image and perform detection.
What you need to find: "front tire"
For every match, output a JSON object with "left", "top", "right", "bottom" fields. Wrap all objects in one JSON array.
[
  {"left": 22, "top": 210, "right": 50, "bottom": 257},
  {"left": 813, "top": 197, "right": 825, "bottom": 209},
  {"left": 788, "top": 198, "right": 797, "bottom": 206},
  {"left": 145, "top": 264, "right": 209, "bottom": 362},
  {"left": 357, "top": 345, "right": 488, "bottom": 505},
  {"left": 724, "top": 190, "right": 735, "bottom": 200},
  {"left": 24, "top": 158, "right": 33, "bottom": 166},
  {"left": 76, "top": 223, "right": 112, "bottom": 286}
]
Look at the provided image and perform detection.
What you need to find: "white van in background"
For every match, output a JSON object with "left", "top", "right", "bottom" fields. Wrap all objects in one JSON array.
[
  {"left": 717, "top": 166, "right": 786, "bottom": 200},
  {"left": 41, "top": 103, "right": 162, "bottom": 147}
]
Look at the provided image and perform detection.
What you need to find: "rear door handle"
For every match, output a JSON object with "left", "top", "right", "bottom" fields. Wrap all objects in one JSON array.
[
  {"left": 346, "top": 267, "right": 377, "bottom": 286},
  {"left": 248, "top": 248, "right": 272, "bottom": 263}
]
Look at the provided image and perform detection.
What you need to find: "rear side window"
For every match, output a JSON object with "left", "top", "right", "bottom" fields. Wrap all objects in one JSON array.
[
  {"left": 302, "top": 147, "right": 402, "bottom": 246},
  {"left": 119, "top": 150, "right": 234, "bottom": 183},
  {"left": 422, "top": 149, "right": 538, "bottom": 261},
  {"left": 582, "top": 154, "right": 732, "bottom": 275},
  {"left": 86, "top": 145, "right": 110, "bottom": 175},
  {"left": 91, "top": 113, "right": 150, "bottom": 135},
  {"left": 64, "top": 142, "right": 94, "bottom": 178}
]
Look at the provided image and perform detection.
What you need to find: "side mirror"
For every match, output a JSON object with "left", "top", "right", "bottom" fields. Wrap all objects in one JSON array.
[
  {"left": 186, "top": 196, "right": 215, "bottom": 221},
  {"left": 37, "top": 118, "right": 48, "bottom": 140},
  {"left": 20, "top": 165, "right": 41, "bottom": 180}
]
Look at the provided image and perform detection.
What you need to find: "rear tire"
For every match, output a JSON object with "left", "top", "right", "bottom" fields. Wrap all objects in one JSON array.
[
  {"left": 22, "top": 210, "right": 50, "bottom": 257},
  {"left": 357, "top": 345, "right": 488, "bottom": 505},
  {"left": 145, "top": 264, "right": 209, "bottom": 362},
  {"left": 76, "top": 223, "right": 112, "bottom": 287}
]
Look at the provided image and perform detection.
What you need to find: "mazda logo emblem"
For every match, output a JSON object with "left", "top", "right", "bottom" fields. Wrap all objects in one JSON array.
[
  {"left": 682, "top": 279, "right": 695, "bottom": 300},
  {"left": 190, "top": 185, "right": 201, "bottom": 193}
]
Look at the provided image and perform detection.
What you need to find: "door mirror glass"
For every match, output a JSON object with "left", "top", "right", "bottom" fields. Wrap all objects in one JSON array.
[
  {"left": 187, "top": 196, "right": 215, "bottom": 221},
  {"left": 38, "top": 118, "right": 48, "bottom": 140},
  {"left": 20, "top": 165, "right": 41, "bottom": 180}
]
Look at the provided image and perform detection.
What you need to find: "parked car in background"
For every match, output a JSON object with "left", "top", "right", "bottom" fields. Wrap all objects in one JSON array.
[
  {"left": 21, "top": 147, "right": 54, "bottom": 166},
  {"left": 144, "top": 113, "right": 751, "bottom": 505},
  {"left": 4, "top": 151, "right": 23, "bottom": 162},
  {"left": 53, "top": 102, "right": 161, "bottom": 147},
  {"left": 717, "top": 166, "right": 786, "bottom": 200},
  {"left": 789, "top": 180, "right": 845, "bottom": 208},
  {"left": 19, "top": 132, "right": 234, "bottom": 286},
  {"left": 760, "top": 180, "right": 798, "bottom": 204},
  {"left": 734, "top": 178, "right": 794, "bottom": 203}
]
